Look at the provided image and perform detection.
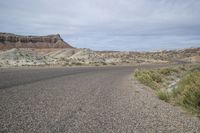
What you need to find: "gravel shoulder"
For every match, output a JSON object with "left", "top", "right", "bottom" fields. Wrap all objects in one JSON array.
[{"left": 0, "top": 66, "right": 200, "bottom": 132}]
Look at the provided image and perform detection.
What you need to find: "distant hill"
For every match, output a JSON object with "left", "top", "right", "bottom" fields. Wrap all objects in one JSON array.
[
  {"left": 0, "top": 32, "right": 199, "bottom": 67},
  {"left": 0, "top": 32, "right": 74, "bottom": 49}
]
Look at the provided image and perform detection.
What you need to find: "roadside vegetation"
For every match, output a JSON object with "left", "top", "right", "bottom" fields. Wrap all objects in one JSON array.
[{"left": 134, "top": 64, "right": 200, "bottom": 116}]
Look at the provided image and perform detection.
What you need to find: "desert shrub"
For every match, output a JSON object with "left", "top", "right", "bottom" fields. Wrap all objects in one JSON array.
[
  {"left": 179, "top": 66, "right": 186, "bottom": 71},
  {"left": 44, "top": 61, "right": 49, "bottom": 65},
  {"left": 134, "top": 70, "right": 162, "bottom": 90},
  {"left": 175, "top": 70, "right": 200, "bottom": 115},
  {"left": 159, "top": 68, "right": 178, "bottom": 76},
  {"left": 189, "top": 66, "right": 200, "bottom": 73},
  {"left": 157, "top": 89, "right": 170, "bottom": 102},
  {"left": 134, "top": 65, "right": 200, "bottom": 116},
  {"left": 102, "top": 62, "right": 107, "bottom": 65},
  {"left": 77, "top": 62, "right": 83, "bottom": 65},
  {"left": 110, "top": 62, "right": 116, "bottom": 65},
  {"left": 72, "top": 62, "right": 82, "bottom": 66},
  {"left": 149, "top": 70, "right": 163, "bottom": 83}
]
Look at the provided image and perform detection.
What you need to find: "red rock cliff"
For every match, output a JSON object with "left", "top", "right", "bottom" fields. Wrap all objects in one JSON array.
[{"left": 0, "top": 32, "right": 74, "bottom": 49}]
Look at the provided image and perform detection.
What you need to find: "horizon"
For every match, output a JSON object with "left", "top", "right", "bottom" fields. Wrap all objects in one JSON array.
[
  {"left": 0, "top": 0, "right": 200, "bottom": 51},
  {"left": 1, "top": 31, "right": 199, "bottom": 52}
]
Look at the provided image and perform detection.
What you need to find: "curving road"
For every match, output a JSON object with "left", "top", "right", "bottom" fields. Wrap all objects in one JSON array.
[{"left": 0, "top": 66, "right": 200, "bottom": 132}]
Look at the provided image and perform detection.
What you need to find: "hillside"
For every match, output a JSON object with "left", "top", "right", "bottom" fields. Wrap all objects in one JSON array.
[
  {"left": 0, "top": 47, "right": 199, "bottom": 67},
  {"left": 0, "top": 48, "right": 57, "bottom": 66},
  {"left": 0, "top": 32, "right": 199, "bottom": 67}
]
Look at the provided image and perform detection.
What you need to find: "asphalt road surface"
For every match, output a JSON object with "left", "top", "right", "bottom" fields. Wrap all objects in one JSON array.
[{"left": 0, "top": 66, "right": 200, "bottom": 132}]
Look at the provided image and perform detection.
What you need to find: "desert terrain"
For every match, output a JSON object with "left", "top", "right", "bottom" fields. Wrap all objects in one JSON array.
[
  {"left": 0, "top": 32, "right": 200, "bottom": 132},
  {"left": 0, "top": 32, "right": 199, "bottom": 67}
]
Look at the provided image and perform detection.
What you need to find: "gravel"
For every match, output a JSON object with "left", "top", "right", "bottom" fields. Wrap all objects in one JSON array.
[{"left": 0, "top": 66, "right": 200, "bottom": 132}]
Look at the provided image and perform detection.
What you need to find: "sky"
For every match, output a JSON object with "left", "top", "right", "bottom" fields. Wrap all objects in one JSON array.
[{"left": 0, "top": 0, "right": 200, "bottom": 51}]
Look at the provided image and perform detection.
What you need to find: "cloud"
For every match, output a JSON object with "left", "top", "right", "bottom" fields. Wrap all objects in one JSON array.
[{"left": 0, "top": 0, "right": 200, "bottom": 50}]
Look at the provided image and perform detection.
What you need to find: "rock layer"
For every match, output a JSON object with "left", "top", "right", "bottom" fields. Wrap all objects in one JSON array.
[{"left": 0, "top": 32, "right": 73, "bottom": 49}]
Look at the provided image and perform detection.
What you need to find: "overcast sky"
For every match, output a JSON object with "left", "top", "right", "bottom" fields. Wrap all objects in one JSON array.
[{"left": 0, "top": 0, "right": 200, "bottom": 51}]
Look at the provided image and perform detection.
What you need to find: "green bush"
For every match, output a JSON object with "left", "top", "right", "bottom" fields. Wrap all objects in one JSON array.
[
  {"left": 175, "top": 70, "right": 200, "bottom": 115},
  {"left": 71, "top": 62, "right": 83, "bottom": 66},
  {"left": 157, "top": 89, "right": 170, "bottom": 102},
  {"left": 189, "top": 66, "right": 200, "bottom": 73},
  {"left": 134, "top": 65, "right": 200, "bottom": 116},
  {"left": 149, "top": 70, "right": 163, "bottom": 83},
  {"left": 134, "top": 70, "right": 162, "bottom": 90},
  {"left": 159, "top": 68, "right": 178, "bottom": 76},
  {"left": 101, "top": 62, "right": 107, "bottom": 65}
]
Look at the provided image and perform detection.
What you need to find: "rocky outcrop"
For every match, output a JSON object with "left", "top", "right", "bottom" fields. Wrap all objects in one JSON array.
[{"left": 0, "top": 32, "right": 74, "bottom": 49}]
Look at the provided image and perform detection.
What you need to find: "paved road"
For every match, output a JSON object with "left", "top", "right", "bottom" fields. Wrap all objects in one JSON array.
[{"left": 0, "top": 66, "right": 200, "bottom": 132}]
